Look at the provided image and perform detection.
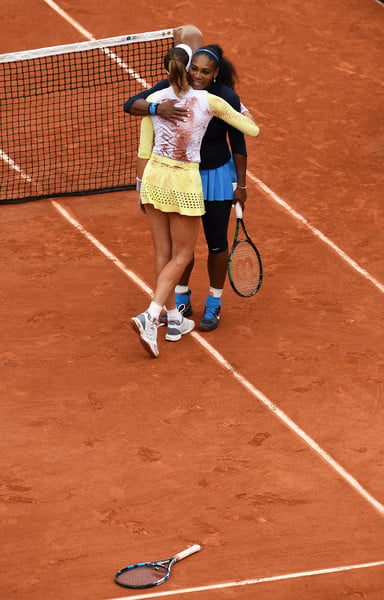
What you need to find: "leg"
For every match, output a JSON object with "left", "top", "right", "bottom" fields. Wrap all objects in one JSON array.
[
  {"left": 131, "top": 207, "right": 199, "bottom": 357},
  {"left": 202, "top": 200, "right": 233, "bottom": 289},
  {"left": 144, "top": 204, "right": 175, "bottom": 309},
  {"left": 131, "top": 205, "right": 172, "bottom": 358},
  {"left": 200, "top": 200, "right": 233, "bottom": 331},
  {"left": 178, "top": 255, "right": 195, "bottom": 286},
  {"left": 207, "top": 248, "right": 229, "bottom": 289},
  {"left": 205, "top": 200, "right": 231, "bottom": 290},
  {"left": 145, "top": 204, "right": 171, "bottom": 278},
  {"left": 172, "top": 255, "right": 194, "bottom": 318},
  {"left": 147, "top": 207, "right": 200, "bottom": 308},
  {"left": 163, "top": 214, "right": 199, "bottom": 341}
]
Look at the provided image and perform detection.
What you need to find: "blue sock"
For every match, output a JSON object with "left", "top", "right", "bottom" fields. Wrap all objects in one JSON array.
[{"left": 206, "top": 295, "right": 221, "bottom": 308}]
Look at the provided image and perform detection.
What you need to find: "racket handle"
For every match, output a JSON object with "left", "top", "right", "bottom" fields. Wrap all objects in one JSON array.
[
  {"left": 235, "top": 202, "right": 243, "bottom": 219},
  {"left": 175, "top": 544, "right": 201, "bottom": 561}
]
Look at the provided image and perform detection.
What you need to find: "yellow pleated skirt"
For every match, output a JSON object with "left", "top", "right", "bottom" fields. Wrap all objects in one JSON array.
[{"left": 141, "top": 154, "right": 205, "bottom": 216}]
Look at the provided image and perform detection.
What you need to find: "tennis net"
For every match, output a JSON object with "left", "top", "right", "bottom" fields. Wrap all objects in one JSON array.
[{"left": 0, "top": 29, "right": 174, "bottom": 205}]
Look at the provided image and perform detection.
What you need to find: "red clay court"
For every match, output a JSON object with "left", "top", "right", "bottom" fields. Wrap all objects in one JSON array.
[{"left": 1, "top": 1, "right": 384, "bottom": 599}]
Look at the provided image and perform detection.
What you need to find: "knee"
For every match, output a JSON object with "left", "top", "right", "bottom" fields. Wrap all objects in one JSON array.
[
  {"left": 173, "top": 248, "right": 194, "bottom": 269},
  {"left": 180, "top": 248, "right": 195, "bottom": 265},
  {"left": 156, "top": 249, "right": 172, "bottom": 265},
  {"left": 208, "top": 240, "right": 228, "bottom": 255}
]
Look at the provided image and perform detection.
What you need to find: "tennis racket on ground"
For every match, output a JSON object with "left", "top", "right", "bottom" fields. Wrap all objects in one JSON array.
[
  {"left": 114, "top": 544, "right": 201, "bottom": 589},
  {"left": 228, "top": 202, "right": 263, "bottom": 297}
]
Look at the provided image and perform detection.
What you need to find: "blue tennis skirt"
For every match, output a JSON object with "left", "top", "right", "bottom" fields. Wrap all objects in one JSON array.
[{"left": 200, "top": 157, "right": 237, "bottom": 201}]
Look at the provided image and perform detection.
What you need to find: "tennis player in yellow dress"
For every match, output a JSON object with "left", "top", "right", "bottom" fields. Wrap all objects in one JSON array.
[{"left": 131, "top": 46, "right": 259, "bottom": 358}]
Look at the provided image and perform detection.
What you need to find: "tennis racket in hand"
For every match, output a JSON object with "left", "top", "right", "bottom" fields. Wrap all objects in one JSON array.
[
  {"left": 114, "top": 544, "right": 201, "bottom": 589},
  {"left": 228, "top": 202, "right": 263, "bottom": 297}
]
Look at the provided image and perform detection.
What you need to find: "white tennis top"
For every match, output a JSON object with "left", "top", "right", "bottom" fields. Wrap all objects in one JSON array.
[{"left": 138, "top": 86, "right": 259, "bottom": 164}]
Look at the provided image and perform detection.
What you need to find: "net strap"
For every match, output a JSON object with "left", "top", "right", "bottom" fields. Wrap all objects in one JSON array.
[{"left": 0, "top": 29, "right": 174, "bottom": 63}]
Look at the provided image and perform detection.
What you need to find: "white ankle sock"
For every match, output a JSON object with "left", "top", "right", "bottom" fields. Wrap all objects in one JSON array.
[
  {"left": 147, "top": 301, "right": 162, "bottom": 321},
  {"left": 175, "top": 285, "right": 189, "bottom": 295},
  {"left": 209, "top": 287, "right": 223, "bottom": 298}
]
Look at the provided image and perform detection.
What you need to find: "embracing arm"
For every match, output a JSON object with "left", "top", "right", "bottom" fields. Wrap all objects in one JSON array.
[
  {"left": 226, "top": 102, "right": 248, "bottom": 208},
  {"left": 173, "top": 25, "right": 203, "bottom": 52},
  {"left": 207, "top": 94, "right": 259, "bottom": 136},
  {"left": 226, "top": 98, "right": 255, "bottom": 210},
  {"left": 124, "top": 79, "right": 168, "bottom": 115},
  {"left": 137, "top": 116, "right": 154, "bottom": 160},
  {"left": 124, "top": 80, "right": 188, "bottom": 122},
  {"left": 136, "top": 117, "right": 154, "bottom": 212},
  {"left": 231, "top": 154, "right": 248, "bottom": 211}
]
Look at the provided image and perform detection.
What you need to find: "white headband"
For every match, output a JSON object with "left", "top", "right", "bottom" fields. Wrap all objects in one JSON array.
[{"left": 175, "top": 43, "right": 193, "bottom": 70}]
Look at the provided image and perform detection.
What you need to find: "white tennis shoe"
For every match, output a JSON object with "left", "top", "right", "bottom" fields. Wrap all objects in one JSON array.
[
  {"left": 165, "top": 315, "right": 195, "bottom": 342},
  {"left": 131, "top": 311, "right": 159, "bottom": 358}
]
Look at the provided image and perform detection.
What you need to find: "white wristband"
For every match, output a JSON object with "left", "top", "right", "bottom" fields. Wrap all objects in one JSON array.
[{"left": 136, "top": 177, "right": 142, "bottom": 192}]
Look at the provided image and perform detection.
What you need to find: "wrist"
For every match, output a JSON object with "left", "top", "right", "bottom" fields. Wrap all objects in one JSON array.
[
  {"left": 237, "top": 184, "right": 247, "bottom": 190},
  {"left": 148, "top": 102, "right": 159, "bottom": 116},
  {"left": 136, "top": 176, "right": 142, "bottom": 192}
]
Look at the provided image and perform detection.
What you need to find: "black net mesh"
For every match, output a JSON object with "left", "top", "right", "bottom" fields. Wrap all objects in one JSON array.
[{"left": 0, "top": 32, "right": 173, "bottom": 204}]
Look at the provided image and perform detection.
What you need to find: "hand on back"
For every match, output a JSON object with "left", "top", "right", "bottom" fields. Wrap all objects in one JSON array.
[{"left": 157, "top": 99, "right": 190, "bottom": 123}]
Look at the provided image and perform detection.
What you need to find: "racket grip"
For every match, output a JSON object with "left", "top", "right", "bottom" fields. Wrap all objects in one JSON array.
[
  {"left": 175, "top": 544, "right": 201, "bottom": 561},
  {"left": 235, "top": 202, "right": 243, "bottom": 219}
]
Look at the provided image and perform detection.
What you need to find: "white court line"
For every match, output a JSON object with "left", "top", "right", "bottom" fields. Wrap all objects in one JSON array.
[
  {"left": 52, "top": 202, "right": 152, "bottom": 297},
  {"left": 43, "top": 0, "right": 95, "bottom": 40},
  {"left": 247, "top": 171, "right": 384, "bottom": 296},
  {"left": 1, "top": 0, "right": 155, "bottom": 193},
  {"left": 105, "top": 559, "right": 384, "bottom": 600},
  {"left": 0, "top": 150, "right": 33, "bottom": 183},
  {"left": 43, "top": 0, "right": 151, "bottom": 88},
  {"left": 1, "top": 0, "right": 93, "bottom": 182},
  {"left": 51, "top": 200, "right": 384, "bottom": 517}
]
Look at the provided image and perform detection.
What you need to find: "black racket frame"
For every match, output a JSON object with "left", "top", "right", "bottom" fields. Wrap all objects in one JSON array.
[{"left": 228, "top": 204, "right": 263, "bottom": 297}]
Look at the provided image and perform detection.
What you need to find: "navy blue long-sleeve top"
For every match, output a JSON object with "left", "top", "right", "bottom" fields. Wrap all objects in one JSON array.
[{"left": 124, "top": 79, "right": 247, "bottom": 170}]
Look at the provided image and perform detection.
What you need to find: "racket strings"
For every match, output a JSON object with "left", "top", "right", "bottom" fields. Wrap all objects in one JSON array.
[
  {"left": 116, "top": 564, "right": 168, "bottom": 587},
  {"left": 230, "top": 240, "right": 262, "bottom": 296}
]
